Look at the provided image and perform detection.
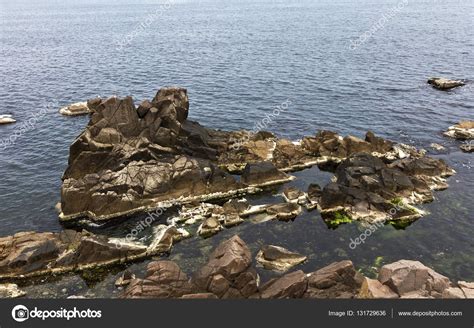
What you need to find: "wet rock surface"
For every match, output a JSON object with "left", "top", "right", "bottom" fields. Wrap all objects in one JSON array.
[{"left": 0, "top": 228, "right": 184, "bottom": 279}]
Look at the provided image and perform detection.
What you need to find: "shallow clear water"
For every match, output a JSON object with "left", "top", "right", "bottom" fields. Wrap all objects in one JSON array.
[{"left": 0, "top": 0, "right": 473, "bottom": 297}]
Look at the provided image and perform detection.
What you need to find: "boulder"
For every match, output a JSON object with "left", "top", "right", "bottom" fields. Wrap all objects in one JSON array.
[
  {"left": 265, "top": 203, "right": 302, "bottom": 221},
  {"left": 59, "top": 102, "right": 91, "bottom": 116},
  {"left": 427, "top": 77, "right": 465, "bottom": 90},
  {"left": 442, "top": 287, "right": 466, "bottom": 299},
  {"left": 192, "top": 235, "right": 257, "bottom": 298},
  {"left": 256, "top": 245, "right": 306, "bottom": 272},
  {"left": 359, "top": 277, "right": 398, "bottom": 299},
  {"left": 460, "top": 143, "right": 474, "bottom": 153},
  {"left": 123, "top": 261, "right": 195, "bottom": 298},
  {"left": 303, "top": 260, "right": 363, "bottom": 298},
  {"left": 378, "top": 260, "right": 451, "bottom": 297},
  {"left": 282, "top": 187, "right": 306, "bottom": 204},
  {"left": 444, "top": 121, "right": 474, "bottom": 140},
  {"left": 258, "top": 270, "right": 308, "bottom": 299}
]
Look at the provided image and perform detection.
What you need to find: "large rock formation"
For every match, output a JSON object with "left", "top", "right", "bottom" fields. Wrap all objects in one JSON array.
[
  {"left": 59, "top": 87, "right": 454, "bottom": 228},
  {"left": 0, "top": 228, "right": 187, "bottom": 279},
  {"left": 60, "top": 88, "right": 293, "bottom": 221}
]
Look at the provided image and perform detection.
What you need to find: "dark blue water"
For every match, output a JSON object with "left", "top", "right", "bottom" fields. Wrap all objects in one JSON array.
[{"left": 0, "top": 0, "right": 473, "bottom": 295}]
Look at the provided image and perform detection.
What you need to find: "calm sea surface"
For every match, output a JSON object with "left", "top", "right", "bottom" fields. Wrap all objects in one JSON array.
[{"left": 0, "top": 0, "right": 473, "bottom": 297}]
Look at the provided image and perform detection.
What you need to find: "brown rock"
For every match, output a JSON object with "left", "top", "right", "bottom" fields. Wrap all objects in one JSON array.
[{"left": 258, "top": 270, "right": 308, "bottom": 299}]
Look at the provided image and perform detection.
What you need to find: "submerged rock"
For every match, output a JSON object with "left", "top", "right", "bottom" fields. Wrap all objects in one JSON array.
[
  {"left": 59, "top": 101, "right": 92, "bottom": 116},
  {"left": 0, "top": 114, "right": 16, "bottom": 124},
  {"left": 256, "top": 245, "right": 306, "bottom": 272},
  {"left": 427, "top": 77, "right": 465, "bottom": 90}
]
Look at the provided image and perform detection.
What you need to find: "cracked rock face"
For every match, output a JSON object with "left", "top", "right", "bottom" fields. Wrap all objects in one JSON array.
[
  {"left": 60, "top": 88, "right": 297, "bottom": 222},
  {"left": 319, "top": 153, "right": 454, "bottom": 225},
  {"left": 0, "top": 228, "right": 183, "bottom": 279}
]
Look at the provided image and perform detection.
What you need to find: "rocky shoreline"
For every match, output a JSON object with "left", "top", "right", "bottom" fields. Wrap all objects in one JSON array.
[{"left": 1, "top": 234, "right": 472, "bottom": 299}]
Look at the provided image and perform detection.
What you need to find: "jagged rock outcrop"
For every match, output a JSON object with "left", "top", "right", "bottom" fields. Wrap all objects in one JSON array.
[
  {"left": 60, "top": 87, "right": 454, "bottom": 226},
  {"left": 60, "top": 88, "right": 294, "bottom": 222},
  {"left": 319, "top": 153, "right": 454, "bottom": 226},
  {"left": 0, "top": 228, "right": 186, "bottom": 279}
]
